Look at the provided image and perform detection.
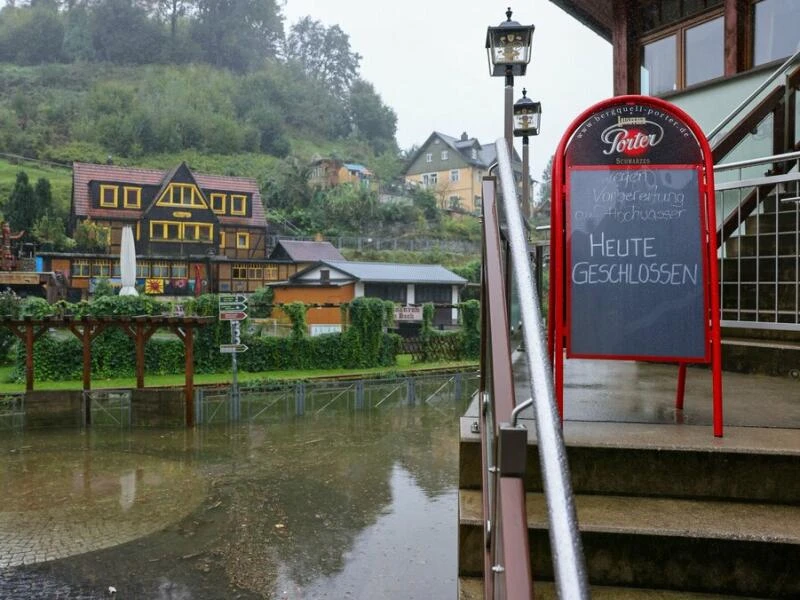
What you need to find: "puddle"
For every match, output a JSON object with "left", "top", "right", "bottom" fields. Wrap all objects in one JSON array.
[{"left": 0, "top": 395, "right": 468, "bottom": 599}]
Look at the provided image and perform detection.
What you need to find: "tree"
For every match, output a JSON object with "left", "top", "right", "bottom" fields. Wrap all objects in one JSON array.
[
  {"left": 533, "top": 154, "right": 553, "bottom": 226},
  {"left": 90, "top": 0, "right": 166, "bottom": 64},
  {"left": 32, "top": 212, "right": 70, "bottom": 251},
  {"left": 348, "top": 79, "right": 397, "bottom": 155},
  {"left": 73, "top": 217, "right": 110, "bottom": 252},
  {"left": 192, "top": 0, "right": 283, "bottom": 72},
  {"left": 4, "top": 171, "right": 35, "bottom": 234},
  {"left": 284, "top": 16, "right": 361, "bottom": 100}
]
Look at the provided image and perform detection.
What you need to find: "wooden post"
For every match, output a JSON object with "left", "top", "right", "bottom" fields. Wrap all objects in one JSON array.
[
  {"left": 25, "top": 322, "right": 34, "bottom": 392},
  {"left": 136, "top": 322, "right": 145, "bottom": 389},
  {"left": 184, "top": 325, "right": 194, "bottom": 427},
  {"left": 81, "top": 322, "right": 91, "bottom": 392}
]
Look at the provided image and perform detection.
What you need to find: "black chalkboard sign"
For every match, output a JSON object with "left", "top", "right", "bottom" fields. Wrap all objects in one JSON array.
[{"left": 567, "top": 166, "right": 707, "bottom": 360}]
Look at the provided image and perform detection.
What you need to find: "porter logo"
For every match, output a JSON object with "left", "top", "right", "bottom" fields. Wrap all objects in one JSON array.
[{"left": 600, "top": 117, "right": 664, "bottom": 157}]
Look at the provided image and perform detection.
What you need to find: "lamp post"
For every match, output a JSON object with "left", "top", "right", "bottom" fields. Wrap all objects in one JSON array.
[
  {"left": 513, "top": 88, "right": 542, "bottom": 221},
  {"left": 486, "top": 7, "right": 535, "bottom": 153}
]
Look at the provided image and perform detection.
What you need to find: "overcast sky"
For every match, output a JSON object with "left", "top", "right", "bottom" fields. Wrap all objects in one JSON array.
[{"left": 282, "top": 0, "right": 613, "bottom": 180}]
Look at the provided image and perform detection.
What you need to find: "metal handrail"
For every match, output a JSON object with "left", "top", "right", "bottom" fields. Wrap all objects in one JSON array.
[
  {"left": 708, "top": 46, "right": 800, "bottom": 141},
  {"left": 495, "top": 140, "right": 590, "bottom": 599},
  {"left": 715, "top": 149, "right": 800, "bottom": 172}
]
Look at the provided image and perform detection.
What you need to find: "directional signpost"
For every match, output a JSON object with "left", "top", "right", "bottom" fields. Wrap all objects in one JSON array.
[{"left": 219, "top": 294, "right": 248, "bottom": 420}]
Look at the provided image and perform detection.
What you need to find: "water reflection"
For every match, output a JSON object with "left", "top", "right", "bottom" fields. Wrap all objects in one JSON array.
[{"left": 0, "top": 383, "right": 471, "bottom": 599}]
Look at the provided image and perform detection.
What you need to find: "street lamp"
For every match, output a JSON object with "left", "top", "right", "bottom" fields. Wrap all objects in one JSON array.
[
  {"left": 486, "top": 7, "right": 535, "bottom": 151},
  {"left": 514, "top": 88, "right": 542, "bottom": 220}
]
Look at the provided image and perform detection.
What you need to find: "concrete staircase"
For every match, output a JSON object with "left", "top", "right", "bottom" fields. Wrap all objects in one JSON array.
[
  {"left": 719, "top": 193, "right": 800, "bottom": 377},
  {"left": 458, "top": 417, "right": 800, "bottom": 598}
]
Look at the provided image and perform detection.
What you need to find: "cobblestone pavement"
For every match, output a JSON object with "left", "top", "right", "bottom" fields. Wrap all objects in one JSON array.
[{"left": 0, "top": 448, "right": 206, "bottom": 569}]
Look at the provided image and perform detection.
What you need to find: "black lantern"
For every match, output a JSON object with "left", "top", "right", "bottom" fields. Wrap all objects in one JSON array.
[
  {"left": 485, "top": 7, "right": 535, "bottom": 77},
  {"left": 513, "top": 89, "right": 542, "bottom": 137}
]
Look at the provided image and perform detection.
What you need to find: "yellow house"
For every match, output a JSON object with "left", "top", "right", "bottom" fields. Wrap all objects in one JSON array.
[{"left": 403, "top": 132, "right": 523, "bottom": 213}]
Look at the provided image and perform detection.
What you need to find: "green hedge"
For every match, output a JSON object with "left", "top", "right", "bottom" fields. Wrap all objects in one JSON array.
[{"left": 8, "top": 294, "right": 403, "bottom": 381}]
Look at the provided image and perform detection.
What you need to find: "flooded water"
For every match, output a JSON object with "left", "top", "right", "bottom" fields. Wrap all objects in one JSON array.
[{"left": 0, "top": 383, "right": 471, "bottom": 600}]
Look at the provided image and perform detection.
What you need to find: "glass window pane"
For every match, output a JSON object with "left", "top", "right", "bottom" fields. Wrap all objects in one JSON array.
[
  {"left": 754, "top": 0, "right": 800, "bottom": 66},
  {"left": 686, "top": 16, "right": 724, "bottom": 86},
  {"left": 642, "top": 35, "right": 677, "bottom": 95}
]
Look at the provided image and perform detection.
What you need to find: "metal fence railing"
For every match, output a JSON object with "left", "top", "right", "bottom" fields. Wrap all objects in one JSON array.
[{"left": 715, "top": 153, "right": 800, "bottom": 330}]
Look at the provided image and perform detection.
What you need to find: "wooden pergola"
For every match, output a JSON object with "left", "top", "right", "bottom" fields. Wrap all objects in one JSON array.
[{"left": 0, "top": 315, "right": 214, "bottom": 426}]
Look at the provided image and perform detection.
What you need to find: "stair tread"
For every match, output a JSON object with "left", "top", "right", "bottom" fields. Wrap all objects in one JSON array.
[
  {"left": 459, "top": 490, "right": 800, "bottom": 543},
  {"left": 458, "top": 577, "right": 767, "bottom": 599},
  {"left": 461, "top": 420, "right": 800, "bottom": 456},
  {"left": 723, "top": 336, "right": 800, "bottom": 350}
]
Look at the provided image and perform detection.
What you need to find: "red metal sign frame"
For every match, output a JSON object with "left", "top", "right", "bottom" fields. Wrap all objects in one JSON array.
[{"left": 548, "top": 95, "right": 723, "bottom": 437}]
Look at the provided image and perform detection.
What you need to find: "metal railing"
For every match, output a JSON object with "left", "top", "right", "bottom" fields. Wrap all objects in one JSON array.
[
  {"left": 477, "top": 141, "right": 588, "bottom": 598},
  {"left": 715, "top": 152, "right": 800, "bottom": 329},
  {"left": 708, "top": 46, "right": 800, "bottom": 143}
]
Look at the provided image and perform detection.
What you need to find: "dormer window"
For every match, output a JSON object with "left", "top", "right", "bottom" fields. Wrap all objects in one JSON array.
[
  {"left": 123, "top": 186, "right": 141, "bottom": 209},
  {"left": 210, "top": 193, "right": 226, "bottom": 214},
  {"left": 100, "top": 184, "right": 118, "bottom": 208},
  {"left": 230, "top": 194, "right": 247, "bottom": 216},
  {"left": 471, "top": 149, "right": 478, "bottom": 160}
]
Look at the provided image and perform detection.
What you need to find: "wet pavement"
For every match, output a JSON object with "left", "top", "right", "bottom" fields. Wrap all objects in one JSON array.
[{"left": 0, "top": 389, "right": 471, "bottom": 599}]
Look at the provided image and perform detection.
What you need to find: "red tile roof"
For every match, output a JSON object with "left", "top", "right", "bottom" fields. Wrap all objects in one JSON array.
[{"left": 72, "top": 162, "right": 266, "bottom": 228}]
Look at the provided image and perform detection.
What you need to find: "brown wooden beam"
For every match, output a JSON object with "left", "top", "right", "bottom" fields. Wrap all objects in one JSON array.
[
  {"left": 724, "top": 0, "right": 747, "bottom": 76},
  {"left": 611, "top": 0, "right": 633, "bottom": 95}
]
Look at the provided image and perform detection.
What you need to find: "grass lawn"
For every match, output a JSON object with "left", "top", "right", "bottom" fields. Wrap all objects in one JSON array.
[{"left": 0, "top": 355, "right": 479, "bottom": 393}]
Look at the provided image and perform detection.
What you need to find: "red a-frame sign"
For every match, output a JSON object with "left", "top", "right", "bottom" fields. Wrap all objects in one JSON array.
[{"left": 548, "top": 95, "right": 723, "bottom": 437}]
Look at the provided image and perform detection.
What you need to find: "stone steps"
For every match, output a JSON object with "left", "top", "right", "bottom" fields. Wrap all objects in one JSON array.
[
  {"left": 458, "top": 420, "right": 800, "bottom": 597},
  {"left": 459, "top": 489, "right": 800, "bottom": 597}
]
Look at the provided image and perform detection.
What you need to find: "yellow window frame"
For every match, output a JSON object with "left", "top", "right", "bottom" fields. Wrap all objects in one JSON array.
[
  {"left": 210, "top": 193, "right": 226, "bottom": 214},
  {"left": 230, "top": 194, "right": 247, "bottom": 215},
  {"left": 92, "top": 260, "right": 111, "bottom": 278},
  {"left": 100, "top": 185, "right": 118, "bottom": 208},
  {"left": 232, "top": 264, "right": 248, "bottom": 279},
  {"left": 219, "top": 231, "right": 226, "bottom": 250},
  {"left": 236, "top": 232, "right": 250, "bottom": 249},
  {"left": 123, "top": 186, "right": 141, "bottom": 209},
  {"left": 151, "top": 261, "right": 170, "bottom": 278},
  {"left": 156, "top": 184, "right": 206, "bottom": 208},
  {"left": 171, "top": 263, "right": 188, "bottom": 278},
  {"left": 247, "top": 266, "right": 263, "bottom": 280},
  {"left": 265, "top": 266, "right": 278, "bottom": 280},
  {"left": 72, "top": 259, "right": 90, "bottom": 278}
]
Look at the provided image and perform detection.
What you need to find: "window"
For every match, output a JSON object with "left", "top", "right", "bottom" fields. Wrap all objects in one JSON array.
[
  {"left": 151, "top": 262, "right": 170, "bottom": 278},
  {"left": 416, "top": 284, "right": 451, "bottom": 303},
  {"left": 137, "top": 262, "right": 150, "bottom": 278},
  {"left": 685, "top": 16, "right": 724, "bottom": 86},
  {"left": 91, "top": 260, "right": 111, "bottom": 278},
  {"left": 113, "top": 261, "right": 121, "bottom": 278},
  {"left": 210, "top": 193, "right": 226, "bottom": 214},
  {"left": 236, "top": 232, "right": 250, "bottom": 249},
  {"left": 450, "top": 169, "right": 460, "bottom": 182},
  {"left": 265, "top": 266, "right": 278, "bottom": 280},
  {"left": 640, "top": 0, "right": 723, "bottom": 33},
  {"left": 425, "top": 153, "right": 433, "bottom": 163},
  {"left": 72, "top": 259, "right": 89, "bottom": 278},
  {"left": 100, "top": 185, "right": 118, "bottom": 208},
  {"left": 471, "top": 149, "right": 478, "bottom": 160},
  {"left": 171, "top": 263, "right": 188, "bottom": 278},
  {"left": 230, "top": 194, "right": 247, "bottom": 215},
  {"left": 422, "top": 173, "right": 438, "bottom": 188},
  {"left": 150, "top": 221, "right": 212, "bottom": 242},
  {"left": 232, "top": 264, "right": 248, "bottom": 279},
  {"left": 754, "top": 0, "right": 800, "bottom": 66},
  {"left": 449, "top": 195, "right": 461, "bottom": 209},
  {"left": 157, "top": 184, "right": 205, "bottom": 208},
  {"left": 123, "top": 186, "right": 141, "bottom": 209},
  {"left": 247, "top": 266, "right": 263, "bottom": 280},
  {"left": 640, "top": 12, "right": 723, "bottom": 95},
  {"left": 364, "top": 283, "right": 407, "bottom": 303},
  {"left": 184, "top": 223, "right": 213, "bottom": 242},
  {"left": 150, "top": 221, "right": 180, "bottom": 240},
  {"left": 441, "top": 150, "right": 449, "bottom": 160}
]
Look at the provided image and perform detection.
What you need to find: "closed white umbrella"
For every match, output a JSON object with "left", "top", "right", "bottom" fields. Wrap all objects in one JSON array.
[{"left": 119, "top": 225, "right": 139, "bottom": 296}]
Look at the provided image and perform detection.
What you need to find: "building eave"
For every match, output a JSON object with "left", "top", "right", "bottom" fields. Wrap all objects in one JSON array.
[{"left": 548, "top": 0, "right": 613, "bottom": 42}]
